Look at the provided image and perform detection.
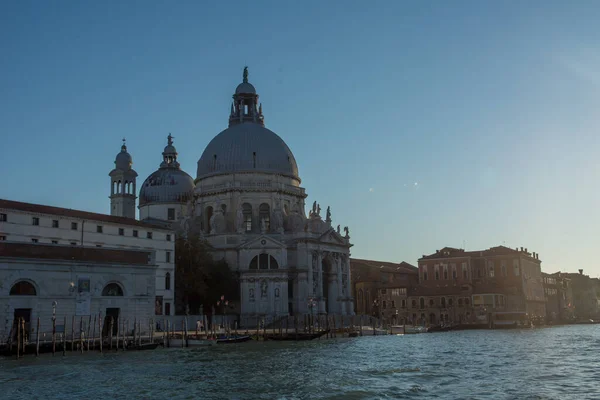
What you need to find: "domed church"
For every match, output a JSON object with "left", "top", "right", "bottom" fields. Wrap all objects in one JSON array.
[{"left": 134, "top": 68, "right": 354, "bottom": 320}]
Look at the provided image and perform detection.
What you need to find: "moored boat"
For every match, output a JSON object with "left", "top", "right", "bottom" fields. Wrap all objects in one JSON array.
[
  {"left": 404, "top": 326, "right": 427, "bottom": 334},
  {"left": 216, "top": 335, "right": 252, "bottom": 344}
]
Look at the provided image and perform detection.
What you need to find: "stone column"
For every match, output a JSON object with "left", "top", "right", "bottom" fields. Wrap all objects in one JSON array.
[
  {"left": 317, "top": 251, "right": 325, "bottom": 313},
  {"left": 336, "top": 254, "right": 343, "bottom": 313}
]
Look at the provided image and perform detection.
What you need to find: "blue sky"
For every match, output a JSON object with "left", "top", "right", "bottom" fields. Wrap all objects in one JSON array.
[{"left": 1, "top": 1, "right": 599, "bottom": 276}]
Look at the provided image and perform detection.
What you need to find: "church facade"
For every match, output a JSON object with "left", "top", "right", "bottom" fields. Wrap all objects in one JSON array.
[{"left": 138, "top": 68, "right": 354, "bottom": 319}]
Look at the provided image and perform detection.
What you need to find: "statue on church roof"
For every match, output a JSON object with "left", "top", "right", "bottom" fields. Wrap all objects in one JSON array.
[
  {"left": 337, "top": 224, "right": 341, "bottom": 234},
  {"left": 243, "top": 66, "right": 249, "bottom": 83},
  {"left": 326, "top": 206, "right": 331, "bottom": 224},
  {"left": 312, "top": 201, "right": 317, "bottom": 215}
]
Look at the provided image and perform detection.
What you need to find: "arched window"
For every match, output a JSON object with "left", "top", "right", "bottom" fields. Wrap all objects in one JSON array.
[
  {"left": 10, "top": 281, "right": 36, "bottom": 296},
  {"left": 124, "top": 181, "right": 129, "bottom": 194},
  {"left": 165, "top": 272, "right": 171, "bottom": 290},
  {"left": 269, "top": 255, "right": 279, "bottom": 269},
  {"left": 429, "top": 298, "right": 434, "bottom": 306},
  {"left": 448, "top": 298, "right": 453, "bottom": 307},
  {"left": 117, "top": 180, "right": 122, "bottom": 194},
  {"left": 458, "top": 298, "right": 463, "bottom": 306},
  {"left": 412, "top": 299, "right": 417, "bottom": 308},
  {"left": 259, "top": 203, "right": 270, "bottom": 231},
  {"left": 112, "top": 181, "right": 117, "bottom": 194},
  {"left": 205, "top": 206, "right": 213, "bottom": 232},
  {"left": 102, "top": 283, "right": 124, "bottom": 296},
  {"left": 259, "top": 254, "right": 268, "bottom": 269},
  {"left": 441, "top": 297, "right": 446, "bottom": 307},
  {"left": 419, "top": 297, "right": 425, "bottom": 309},
  {"left": 242, "top": 203, "right": 252, "bottom": 232},
  {"left": 249, "top": 257, "right": 258, "bottom": 270}
]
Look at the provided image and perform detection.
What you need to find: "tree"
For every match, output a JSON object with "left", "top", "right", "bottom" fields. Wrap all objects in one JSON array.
[{"left": 174, "top": 233, "right": 239, "bottom": 315}]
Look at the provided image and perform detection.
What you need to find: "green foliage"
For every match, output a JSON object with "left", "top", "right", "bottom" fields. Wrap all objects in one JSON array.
[{"left": 174, "top": 233, "right": 239, "bottom": 315}]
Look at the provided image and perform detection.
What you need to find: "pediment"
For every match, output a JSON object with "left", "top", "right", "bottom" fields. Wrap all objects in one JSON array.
[
  {"left": 238, "top": 235, "right": 286, "bottom": 250},
  {"left": 319, "top": 229, "right": 346, "bottom": 245}
]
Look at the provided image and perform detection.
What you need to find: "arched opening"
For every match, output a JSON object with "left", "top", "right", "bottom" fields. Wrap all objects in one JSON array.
[
  {"left": 448, "top": 298, "right": 453, "bottom": 307},
  {"left": 242, "top": 203, "right": 252, "bottom": 232},
  {"left": 259, "top": 203, "right": 270, "bottom": 231},
  {"left": 124, "top": 181, "right": 129, "bottom": 194},
  {"left": 419, "top": 297, "right": 425, "bottom": 309},
  {"left": 429, "top": 313, "right": 436, "bottom": 324},
  {"left": 259, "top": 253, "right": 268, "bottom": 269},
  {"left": 269, "top": 255, "right": 279, "bottom": 269},
  {"left": 205, "top": 206, "right": 214, "bottom": 233},
  {"left": 412, "top": 299, "right": 417, "bottom": 308},
  {"left": 429, "top": 299, "right": 434, "bottom": 307},
  {"left": 441, "top": 297, "right": 446, "bottom": 308},
  {"left": 117, "top": 180, "right": 122, "bottom": 194},
  {"left": 112, "top": 181, "right": 117, "bottom": 194},
  {"left": 165, "top": 272, "right": 171, "bottom": 290},
  {"left": 249, "top": 256, "right": 258, "bottom": 270},
  {"left": 10, "top": 281, "right": 37, "bottom": 296},
  {"left": 102, "top": 283, "right": 124, "bottom": 296}
]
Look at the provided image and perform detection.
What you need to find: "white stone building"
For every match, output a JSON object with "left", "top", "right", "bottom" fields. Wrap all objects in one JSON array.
[
  {"left": 0, "top": 198, "right": 175, "bottom": 316},
  {"left": 139, "top": 68, "right": 354, "bottom": 320},
  {"left": 0, "top": 242, "right": 157, "bottom": 340}
]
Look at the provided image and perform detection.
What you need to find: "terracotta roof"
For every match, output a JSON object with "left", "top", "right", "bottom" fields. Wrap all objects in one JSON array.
[
  {"left": 420, "top": 245, "right": 539, "bottom": 261},
  {"left": 0, "top": 242, "right": 154, "bottom": 265},
  {"left": 0, "top": 198, "right": 170, "bottom": 230},
  {"left": 350, "top": 258, "right": 417, "bottom": 274}
]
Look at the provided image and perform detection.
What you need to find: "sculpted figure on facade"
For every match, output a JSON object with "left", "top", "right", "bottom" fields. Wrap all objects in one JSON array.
[
  {"left": 260, "top": 218, "right": 267, "bottom": 234},
  {"left": 336, "top": 224, "right": 341, "bottom": 234},
  {"left": 272, "top": 208, "right": 284, "bottom": 234},
  {"left": 343, "top": 226, "right": 350, "bottom": 238},
  {"left": 326, "top": 206, "right": 331, "bottom": 224},
  {"left": 236, "top": 203, "right": 244, "bottom": 233},
  {"left": 312, "top": 201, "right": 317, "bottom": 216},
  {"left": 260, "top": 280, "right": 268, "bottom": 298},
  {"left": 209, "top": 212, "right": 217, "bottom": 234}
]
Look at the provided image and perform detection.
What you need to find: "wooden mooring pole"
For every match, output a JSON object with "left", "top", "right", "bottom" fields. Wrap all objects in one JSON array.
[
  {"left": 52, "top": 316, "right": 56, "bottom": 355},
  {"left": 16, "top": 318, "right": 21, "bottom": 360},
  {"left": 36, "top": 317, "right": 40, "bottom": 357}
]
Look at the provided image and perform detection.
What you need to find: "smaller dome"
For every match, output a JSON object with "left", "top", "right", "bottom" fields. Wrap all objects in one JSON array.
[
  {"left": 235, "top": 82, "right": 256, "bottom": 94},
  {"left": 139, "top": 169, "right": 194, "bottom": 206},
  {"left": 115, "top": 144, "right": 132, "bottom": 170}
]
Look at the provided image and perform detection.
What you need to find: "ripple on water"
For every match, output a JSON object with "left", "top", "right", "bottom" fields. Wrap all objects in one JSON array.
[{"left": 1, "top": 325, "right": 599, "bottom": 399}]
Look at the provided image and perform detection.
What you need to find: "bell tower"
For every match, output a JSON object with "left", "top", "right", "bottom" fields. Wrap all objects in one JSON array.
[
  {"left": 229, "top": 66, "right": 264, "bottom": 127},
  {"left": 109, "top": 139, "right": 138, "bottom": 219}
]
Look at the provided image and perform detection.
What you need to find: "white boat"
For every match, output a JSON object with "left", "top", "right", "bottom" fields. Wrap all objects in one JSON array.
[
  {"left": 360, "top": 327, "right": 388, "bottom": 336},
  {"left": 390, "top": 325, "right": 405, "bottom": 335},
  {"left": 404, "top": 326, "right": 427, "bottom": 334}
]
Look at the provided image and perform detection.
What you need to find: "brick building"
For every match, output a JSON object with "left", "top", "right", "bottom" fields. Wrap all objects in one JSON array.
[
  {"left": 543, "top": 272, "right": 574, "bottom": 322},
  {"left": 350, "top": 258, "right": 417, "bottom": 318},
  {"left": 413, "top": 246, "right": 546, "bottom": 325}
]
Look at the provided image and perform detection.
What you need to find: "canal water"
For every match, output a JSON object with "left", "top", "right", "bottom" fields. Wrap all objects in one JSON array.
[{"left": 1, "top": 325, "right": 598, "bottom": 399}]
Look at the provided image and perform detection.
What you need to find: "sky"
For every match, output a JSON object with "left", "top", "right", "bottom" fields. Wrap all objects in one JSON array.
[{"left": 1, "top": 1, "right": 599, "bottom": 276}]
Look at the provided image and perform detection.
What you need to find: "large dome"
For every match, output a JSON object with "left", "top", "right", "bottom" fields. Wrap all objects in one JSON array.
[
  {"left": 196, "top": 122, "right": 300, "bottom": 181},
  {"left": 139, "top": 169, "right": 194, "bottom": 206}
]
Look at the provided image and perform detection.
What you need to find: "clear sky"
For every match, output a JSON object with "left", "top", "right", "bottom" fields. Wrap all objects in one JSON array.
[{"left": 1, "top": 1, "right": 599, "bottom": 276}]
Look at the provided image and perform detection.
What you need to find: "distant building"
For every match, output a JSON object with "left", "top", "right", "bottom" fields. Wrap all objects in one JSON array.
[
  {"left": 543, "top": 272, "right": 574, "bottom": 322},
  {"left": 563, "top": 270, "right": 599, "bottom": 320},
  {"left": 350, "top": 258, "right": 418, "bottom": 321},
  {"left": 415, "top": 246, "right": 546, "bottom": 325}
]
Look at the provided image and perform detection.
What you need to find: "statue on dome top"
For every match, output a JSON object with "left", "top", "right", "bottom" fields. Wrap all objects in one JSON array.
[
  {"left": 167, "top": 133, "right": 173, "bottom": 146},
  {"left": 243, "top": 66, "right": 249, "bottom": 83}
]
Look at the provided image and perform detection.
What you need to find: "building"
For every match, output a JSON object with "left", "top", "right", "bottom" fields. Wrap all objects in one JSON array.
[
  {"left": 136, "top": 68, "right": 354, "bottom": 322},
  {"left": 414, "top": 246, "right": 546, "bottom": 325},
  {"left": 0, "top": 198, "right": 175, "bottom": 316},
  {"left": 350, "top": 258, "right": 417, "bottom": 320},
  {"left": 563, "top": 270, "right": 599, "bottom": 320},
  {"left": 543, "top": 272, "right": 574, "bottom": 323},
  {"left": 0, "top": 242, "right": 157, "bottom": 340}
]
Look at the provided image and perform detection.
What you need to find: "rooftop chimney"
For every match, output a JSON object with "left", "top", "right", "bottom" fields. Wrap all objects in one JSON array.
[
  {"left": 579, "top": 269, "right": 583, "bottom": 275},
  {"left": 520, "top": 247, "right": 523, "bottom": 252}
]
